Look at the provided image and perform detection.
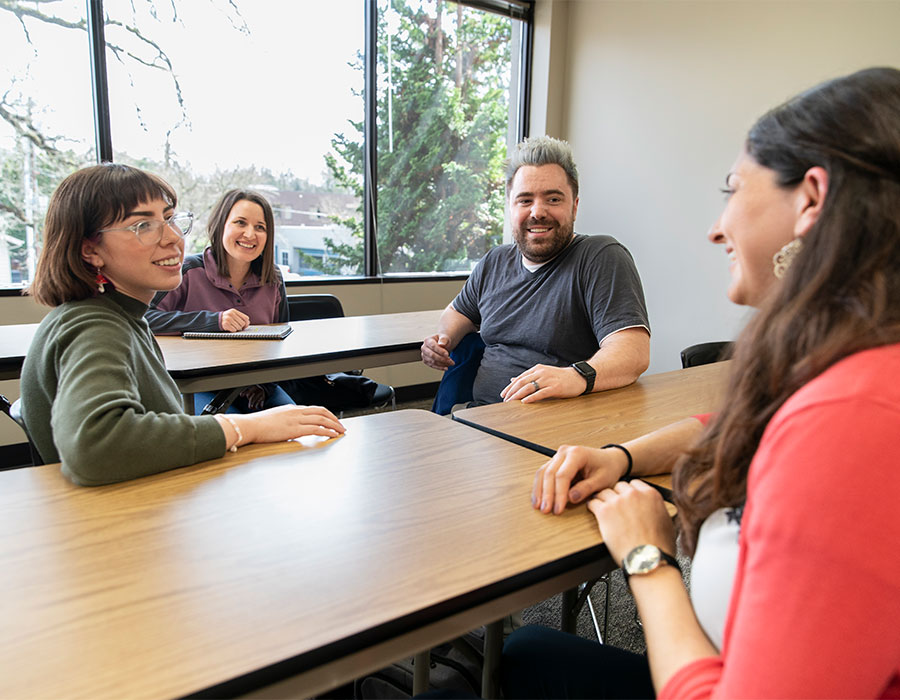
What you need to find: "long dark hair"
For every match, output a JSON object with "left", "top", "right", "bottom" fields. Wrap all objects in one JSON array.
[
  {"left": 207, "top": 189, "right": 278, "bottom": 286},
  {"left": 29, "top": 163, "right": 177, "bottom": 306},
  {"left": 674, "top": 67, "right": 900, "bottom": 555}
]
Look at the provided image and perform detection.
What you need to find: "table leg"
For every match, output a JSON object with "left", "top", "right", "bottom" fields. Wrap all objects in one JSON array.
[
  {"left": 561, "top": 586, "right": 578, "bottom": 634},
  {"left": 481, "top": 619, "right": 503, "bottom": 699},
  {"left": 412, "top": 649, "right": 430, "bottom": 695}
]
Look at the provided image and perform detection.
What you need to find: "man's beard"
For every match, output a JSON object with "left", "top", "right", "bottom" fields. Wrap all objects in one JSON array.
[{"left": 512, "top": 218, "right": 575, "bottom": 263}]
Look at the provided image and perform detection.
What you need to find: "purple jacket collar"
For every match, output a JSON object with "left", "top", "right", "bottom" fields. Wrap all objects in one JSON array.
[{"left": 202, "top": 247, "right": 264, "bottom": 292}]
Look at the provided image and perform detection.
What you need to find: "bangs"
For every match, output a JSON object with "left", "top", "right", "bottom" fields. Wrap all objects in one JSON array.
[{"left": 90, "top": 164, "right": 178, "bottom": 230}]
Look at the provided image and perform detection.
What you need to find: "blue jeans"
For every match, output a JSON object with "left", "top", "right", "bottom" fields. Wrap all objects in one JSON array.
[{"left": 193, "top": 383, "right": 294, "bottom": 415}]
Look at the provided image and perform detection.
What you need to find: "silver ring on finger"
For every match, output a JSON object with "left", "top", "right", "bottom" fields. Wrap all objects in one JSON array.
[{"left": 531, "top": 380, "right": 540, "bottom": 393}]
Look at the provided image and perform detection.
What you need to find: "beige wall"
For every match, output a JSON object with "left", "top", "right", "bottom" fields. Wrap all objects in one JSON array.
[
  {"left": 0, "top": 279, "right": 462, "bottom": 447},
  {"left": 539, "top": 0, "right": 900, "bottom": 373}
]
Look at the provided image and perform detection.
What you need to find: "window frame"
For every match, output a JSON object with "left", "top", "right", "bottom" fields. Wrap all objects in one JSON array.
[{"left": 7, "top": 0, "right": 533, "bottom": 291}]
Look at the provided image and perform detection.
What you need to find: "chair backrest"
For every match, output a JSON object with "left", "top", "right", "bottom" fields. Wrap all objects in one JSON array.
[
  {"left": 680, "top": 341, "right": 733, "bottom": 368},
  {"left": 0, "top": 394, "right": 44, "bottom": 466},
  {"left": 431, "top": 333, "right": 486, "bottom": 415},
  {"left": 287, "top": 294, "right": 344, "bottom": 321}
]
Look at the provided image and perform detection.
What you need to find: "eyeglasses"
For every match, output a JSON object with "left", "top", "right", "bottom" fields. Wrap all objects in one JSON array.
[{"left": 98, "top": 212, "right": 194, "bottom": 246}]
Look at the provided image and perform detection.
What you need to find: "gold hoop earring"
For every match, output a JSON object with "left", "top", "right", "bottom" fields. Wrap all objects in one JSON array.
[{"left": 773, "top": 238, "right": 803, "bottom": 279}]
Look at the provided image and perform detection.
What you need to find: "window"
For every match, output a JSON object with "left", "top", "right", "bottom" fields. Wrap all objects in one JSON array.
[
  {"left": 0, "top": 0, "right": 95, "bottom": 287},
  {"left": 0, "top": 0, "right": 531, "bottom": 289},
  {"left": 328, "top": 0, "right": 529, "bottom": 276},
  {"left": 103, "top": 1, "right": 365, "bottom": 277}
]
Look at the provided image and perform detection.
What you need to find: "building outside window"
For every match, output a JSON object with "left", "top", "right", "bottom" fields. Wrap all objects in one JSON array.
[{"left": 0, "top": 0, "right": 530, "bottom": 289}]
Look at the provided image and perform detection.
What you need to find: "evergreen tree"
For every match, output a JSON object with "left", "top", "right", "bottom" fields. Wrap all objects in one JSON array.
[{"left": 320, "top": 0, "right": 511, "bottom": 275}]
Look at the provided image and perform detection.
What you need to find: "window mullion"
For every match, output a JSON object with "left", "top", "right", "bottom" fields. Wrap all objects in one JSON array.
[
  {"left": 86, "top": 0, "right": 113, "bottom": 163},
  {"left": 364, "top": 0, "right": 379, "bottom": 277}
]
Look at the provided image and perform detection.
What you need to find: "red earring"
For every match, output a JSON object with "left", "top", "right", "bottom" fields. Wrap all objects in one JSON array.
[{"left": 95, "top": 270, "right": 109, "bottom": 293}]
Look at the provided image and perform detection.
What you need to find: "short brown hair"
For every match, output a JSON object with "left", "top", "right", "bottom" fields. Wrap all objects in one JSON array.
[
  {"left": 28, "top": 163, "right": 177, "bottom": 306},
  {"left": 207, "top": 189, "right": 278, "bottom": 286}
]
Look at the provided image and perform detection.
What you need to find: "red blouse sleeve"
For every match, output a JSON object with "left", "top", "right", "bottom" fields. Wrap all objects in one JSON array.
[{"left": 661, "top": 396, "right": 900, "bottom": 699}]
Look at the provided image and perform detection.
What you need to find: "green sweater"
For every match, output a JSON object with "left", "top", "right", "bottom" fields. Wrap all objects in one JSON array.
[{"left": 20, "top": 290, "right": 226, "bottom": 485}]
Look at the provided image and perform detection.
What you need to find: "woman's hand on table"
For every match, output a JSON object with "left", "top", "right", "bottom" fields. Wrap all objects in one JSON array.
[
  {"left": 587, "top": 479, "right": 676, "bottom": 566},
  {"left": 533, "top": 444, "right": 630, "bottom": 515},
  {"left": 218, "top": 405, "right": 346, "bottom": 449},
  {"left": 533, "top": 418, "right": 708, "bottom": 516},
  {"left": 220, "top": 308, "right": 250, "bottom": 332}
]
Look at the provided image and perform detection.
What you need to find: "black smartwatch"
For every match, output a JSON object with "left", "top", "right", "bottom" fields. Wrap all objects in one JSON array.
[{"left": 570, "top": 361, "right": 596, "bottom": 395}]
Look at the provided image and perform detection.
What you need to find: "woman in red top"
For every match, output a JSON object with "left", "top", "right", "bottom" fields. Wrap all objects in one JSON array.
[{"left": 506, "top": 67, "right": 900, "bottom": 698}]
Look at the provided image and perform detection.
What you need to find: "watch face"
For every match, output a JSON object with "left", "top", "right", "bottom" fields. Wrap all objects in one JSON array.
[
  {"left": 573, "top": 361, "right": 595, "bottom": 378},
  {"left": 624, "top": 544, "right": 661, "bottom": 576}
]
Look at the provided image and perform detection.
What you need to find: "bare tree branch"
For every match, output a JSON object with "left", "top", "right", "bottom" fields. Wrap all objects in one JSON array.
[
  {"left": 0, "top": 99, "right": 63, "bottom": 156},
  {"left": 0, "top": 199, "right": 29, "bottom": 224},
  {"left": 0, "top": 0, "right": 88, "bottom": 33}
]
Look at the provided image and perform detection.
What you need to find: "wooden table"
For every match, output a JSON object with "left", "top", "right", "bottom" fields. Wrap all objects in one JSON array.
[
  {"left": 452, "top": 362, "right": 727, "bottom": 632},
  {"left": 0, "top": 409, "right": 630, "bottom": 699},
  {"left": 0, "top": 310, "right": 442, "bottom": 411},
  {"left": 453, "top": 361, "right": 729, "bottom": 459},
  {"left": 0, "top": 323, "right": 37, "bottom": 381}
]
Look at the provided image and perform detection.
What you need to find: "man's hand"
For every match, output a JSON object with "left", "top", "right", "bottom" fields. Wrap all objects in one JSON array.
[
  {"left": 421, "top": 333, "right": 456, "bottom": 371},
  {"left": 500, "top": 364, "right": 586, "bottom": 403},
  {"left": 220, "top": 308, "right": 250, "bottom": 332},
  {"left": 532, "top": 444, "right": 631, "bottom": 514},
  {"left": 239, "top": 384, "right": 267, "bottom": 410}
]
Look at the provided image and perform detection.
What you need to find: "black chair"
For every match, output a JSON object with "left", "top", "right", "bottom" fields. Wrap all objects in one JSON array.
[
  {"left": 287, "top": 294, "right": 344, "bottom": 321},
  {"left": 286, "top": 294, "right": 396, "bottom": 412},
  {"left": 0, "top": 394, "right": 44, "bottom": 466},
  {"left": 680, "top": 341, "right": 733, "bottom": 368}
]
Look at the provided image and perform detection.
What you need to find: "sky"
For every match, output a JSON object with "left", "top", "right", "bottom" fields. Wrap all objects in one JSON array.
[{"left": 2, "top": 0, "right": 365, "bottom": 185}]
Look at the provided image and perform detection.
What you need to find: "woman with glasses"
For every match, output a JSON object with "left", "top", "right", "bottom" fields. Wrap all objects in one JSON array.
[
  {"left": 21, "top": 163, "right": 344, "bottom": 486},
  {"left": 503, "top": 67, "right": 900, "bottom": 698},
  {"left": 146, "top": 189, "right": 295, "bottom": 413}
]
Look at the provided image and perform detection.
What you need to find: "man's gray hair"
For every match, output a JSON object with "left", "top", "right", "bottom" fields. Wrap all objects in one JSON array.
[{"left": 505, "top": 135, "right": 579, "bottom": 199}]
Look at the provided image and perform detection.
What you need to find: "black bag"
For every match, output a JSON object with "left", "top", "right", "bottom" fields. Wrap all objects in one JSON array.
[{"left": 280, "top": 373, "right": 378, "bottom": 411}]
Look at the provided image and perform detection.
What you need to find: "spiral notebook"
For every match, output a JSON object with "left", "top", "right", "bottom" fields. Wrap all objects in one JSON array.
[{"left": 182, "top": 324, "right": 293, "bottom": 340}]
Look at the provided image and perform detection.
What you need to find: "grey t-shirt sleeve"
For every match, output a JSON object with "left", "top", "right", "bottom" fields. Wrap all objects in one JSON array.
[
  {"left": 582, "top": 240, "right": 649, "bottom": 342},
  {"left": 451, "top": 254, "right": 487, "bottom": 326}
]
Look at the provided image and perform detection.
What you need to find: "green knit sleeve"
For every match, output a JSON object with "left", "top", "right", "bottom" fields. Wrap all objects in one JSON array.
[{"left": 50, "top": 306, "right": 226, "bottom": 485}]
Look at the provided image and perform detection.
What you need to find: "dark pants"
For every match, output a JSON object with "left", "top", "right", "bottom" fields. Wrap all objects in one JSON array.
[
  {"left": 193, "top": 383, "right": 294, "bottom": 415},
  {"left": 500, "top": 625, "right": 655, "bottom": 699}
]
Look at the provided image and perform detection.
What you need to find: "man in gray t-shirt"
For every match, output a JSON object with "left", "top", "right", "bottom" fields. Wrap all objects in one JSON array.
[{"left": 422, "top": 136, "right": 650, "bottom": 406}]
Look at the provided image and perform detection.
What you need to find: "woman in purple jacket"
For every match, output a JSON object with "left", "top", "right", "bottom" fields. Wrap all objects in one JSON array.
[{"left": 147, "top": 189, "right": 294, "bottom": 413}]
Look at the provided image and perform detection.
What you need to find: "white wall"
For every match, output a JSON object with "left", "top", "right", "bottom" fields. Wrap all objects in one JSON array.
[{"left": 542, "top": 0, "right": 900, "bottom": 373}]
